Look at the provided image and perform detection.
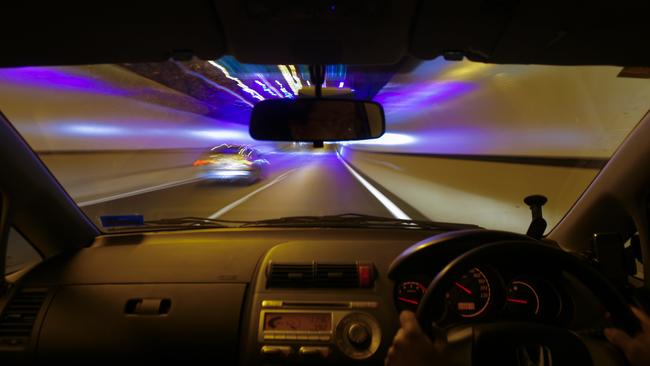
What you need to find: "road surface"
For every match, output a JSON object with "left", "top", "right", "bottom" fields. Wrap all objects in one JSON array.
[{"left": 81, "top": 151, "right": 410, "bottom": 229}]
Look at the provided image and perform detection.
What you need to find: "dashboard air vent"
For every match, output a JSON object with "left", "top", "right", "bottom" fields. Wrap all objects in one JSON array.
[
  {"left": 0, "top": 289, "right": 48, "bottom": 340},
  {"left": 267, "top": 263, "right": 314, "bottom": 287},
  {"left": 267, "top": 262, "right": 374, "bottom": 288},
  {"left": 315, "top": 263, "right": 358, "bottom": 287}
]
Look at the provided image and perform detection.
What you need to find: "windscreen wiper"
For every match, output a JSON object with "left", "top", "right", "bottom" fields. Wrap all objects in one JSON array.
[
  {"left": 142, "top": 217, "right": 241, "bottom": 228},
  {"left": 239, "top": 213, "right": 479, "bottom": 231},
  {"left": 105, "top": 214, "right": 478, "bottom": 232}
]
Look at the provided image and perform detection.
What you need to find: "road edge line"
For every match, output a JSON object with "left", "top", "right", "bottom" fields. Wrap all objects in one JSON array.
[
  {"left": 336, "top": 153, "right": 411, "bottom": 220},
  {"left": 78, "top": 176, "right": 204, "bottom": 207}
]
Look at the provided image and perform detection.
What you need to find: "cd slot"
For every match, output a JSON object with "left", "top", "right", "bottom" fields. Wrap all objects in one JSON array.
[
  {"left": 261, "top": 300, "right": 378, "bottom": 309},
  {"left": 282, "top": 301, "right": 348, "bottom": 308}
]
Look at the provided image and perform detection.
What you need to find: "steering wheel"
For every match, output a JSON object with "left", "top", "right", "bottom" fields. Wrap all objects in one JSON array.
[{"left": 416, "top": 240, "right": 641, "bottom": 366}]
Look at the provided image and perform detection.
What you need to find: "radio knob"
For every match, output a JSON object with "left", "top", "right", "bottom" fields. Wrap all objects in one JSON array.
[
  {"left": 335, "top": 312, "right": 380, "bottom": 360},
  {"left": 347, "top": 322, "right": 371, "bottom": 347}
]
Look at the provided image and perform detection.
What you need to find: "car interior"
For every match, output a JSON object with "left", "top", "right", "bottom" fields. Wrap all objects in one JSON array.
[{"left": 1, "top": 2, "right": 650, "bottom": 365}]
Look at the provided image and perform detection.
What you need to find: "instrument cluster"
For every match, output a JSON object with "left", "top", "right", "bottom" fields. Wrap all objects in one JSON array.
[{"left": 394, "top": 266, "right": 569, "bottom": 325}]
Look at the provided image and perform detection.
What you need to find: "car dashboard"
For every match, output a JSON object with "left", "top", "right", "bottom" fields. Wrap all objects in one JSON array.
[{"left": 0, "top": 227, "right": 602, "bottom": 365}]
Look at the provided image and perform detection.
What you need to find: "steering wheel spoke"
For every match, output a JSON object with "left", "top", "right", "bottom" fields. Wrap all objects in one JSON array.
[{"left": 441, "top": 322, "right": 593, "bottom": 365}]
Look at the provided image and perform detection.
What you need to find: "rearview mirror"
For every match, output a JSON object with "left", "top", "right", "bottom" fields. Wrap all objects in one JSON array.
[{"left": 249, "top": 99, "right": 385, "bottom": 142}]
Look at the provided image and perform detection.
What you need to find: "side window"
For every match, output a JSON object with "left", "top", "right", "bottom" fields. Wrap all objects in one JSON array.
[{"left": 5, "top": 228, "right": 41, "bottom": 275}]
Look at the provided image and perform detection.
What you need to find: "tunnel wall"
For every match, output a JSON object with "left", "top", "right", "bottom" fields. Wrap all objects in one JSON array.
[
  {"left": 39, "top": 149, "right": 206, "bottom": 205},
  {"left": 0, "top": 64, "right": 254, "bottom": 151},
  {"left": 367, "top": 60, "right": 650, "bottom": 158},
  {"left": 0, "top": 65, "right": 257, "bottom": 205},
  {"left": 339, "top": 147, "right": 599, "bottom": 234}
]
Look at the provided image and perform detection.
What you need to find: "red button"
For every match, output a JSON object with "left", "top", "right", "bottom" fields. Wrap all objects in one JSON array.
[{"left": 358, "top": 265, "right": 373, "bottom": 288}]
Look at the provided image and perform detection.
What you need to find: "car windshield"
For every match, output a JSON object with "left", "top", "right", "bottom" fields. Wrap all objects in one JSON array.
[{"left": 1, "top": 57, "right": 648, "bottom": 233}]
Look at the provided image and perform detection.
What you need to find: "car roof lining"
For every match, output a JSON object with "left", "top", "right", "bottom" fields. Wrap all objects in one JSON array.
[{"left": 0, "top": 1, "right": 648, "bottom": 68}]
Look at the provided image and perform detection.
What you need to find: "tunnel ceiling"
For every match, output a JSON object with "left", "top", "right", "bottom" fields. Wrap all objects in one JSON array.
[{"left": 121, "top": 57, "right": 406, "bottom": 124}]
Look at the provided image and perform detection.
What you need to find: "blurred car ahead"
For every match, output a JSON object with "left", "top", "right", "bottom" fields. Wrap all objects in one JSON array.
[{"left": 193, "top": 144, "right": 269, "bottom": 184}]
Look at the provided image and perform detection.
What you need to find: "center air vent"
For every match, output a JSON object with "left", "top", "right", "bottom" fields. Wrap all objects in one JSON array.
[
  {"left": 267, "top": 262, "right": 374, "bottom": 288},
  {"left": 0, "top": 288, "right": 48, "bottom": 343}
]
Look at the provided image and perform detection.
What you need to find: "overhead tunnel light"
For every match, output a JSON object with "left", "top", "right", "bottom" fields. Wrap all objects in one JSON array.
[{"left": 341, "top": 133, "right": 416, "bottom": 146}]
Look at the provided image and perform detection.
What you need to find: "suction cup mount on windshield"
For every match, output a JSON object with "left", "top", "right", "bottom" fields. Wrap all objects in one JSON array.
[{"left": 524, "top": 194, "right": 547, "bottom": 239}]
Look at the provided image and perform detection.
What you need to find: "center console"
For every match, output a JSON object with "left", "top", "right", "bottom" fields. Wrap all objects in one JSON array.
[
  {"left": 240, "top": 240, "right": 409, "bottom": 365},
  {"left": 258, "top": 300, "right": 382, "bottom": 362}
]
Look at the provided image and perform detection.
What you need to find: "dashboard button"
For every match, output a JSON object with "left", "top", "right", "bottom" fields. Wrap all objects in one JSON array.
[
  {"left": 299, "top": 346, "right": 331, "bottom": 358},
  {"left": 263, "top": 334, "right": 275, "bottom": 340},
  {"left": 261, "top": 300, "right": 283, "bottom": 308},
  {"left": 274, "top": 334, "right": 286, "bottom": 340},
  {"left": 261, "top": 345, "right": 292, "bottom": 357}
]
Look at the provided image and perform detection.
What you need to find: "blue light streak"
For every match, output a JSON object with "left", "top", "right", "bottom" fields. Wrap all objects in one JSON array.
[
  {"left": 256, "top": 74, "right": 284, "bottom": 98},
  {"left": 274, "top": 80, "right": 295, "bottom": 98},
  {"left": 255, "top": 80, "right": 279, "bottom": 97}
]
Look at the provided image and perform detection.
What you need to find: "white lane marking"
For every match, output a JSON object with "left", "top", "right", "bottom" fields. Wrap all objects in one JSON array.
[
  {"left": 208, "top": 169, "right": 297, "bottom": 219},
  {"left": 336, "top": 154, "right": 411, "bottom": 220},
  {"left": 78, "top": 177, "right": 204, "bottom": 207}
]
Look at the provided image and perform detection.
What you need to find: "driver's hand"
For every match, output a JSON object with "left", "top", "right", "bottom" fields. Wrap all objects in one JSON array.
[
  {"left": 385, "top": 311, "right": 444, "bottom": 366},
  {"left": 605, "top": 307, "right": 650, "bottom": 366}
]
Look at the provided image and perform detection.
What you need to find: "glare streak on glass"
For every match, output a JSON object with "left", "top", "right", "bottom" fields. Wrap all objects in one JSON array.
[
  {"left": 208, "top": 60, "right": 266, "bottom": 101},
  {"left": 288, "top": 65, "right": 303, "bottom": 90},
  {"left": 274, "top": 80, "right": 295, "bottom": 98},
  {"left": 277, "top": 65, "right": 300, "bottom": 95},
  {"left": 255, "top": 74, "right": 283, "bottom": 97},
  {"left": 255, "top": 80, "right": 279, "bottom": 97},
  {"left": 172, "top": 61, "right": 255, "bottom": 107}
]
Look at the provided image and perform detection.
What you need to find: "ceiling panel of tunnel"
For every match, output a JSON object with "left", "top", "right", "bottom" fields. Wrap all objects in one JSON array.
[{"left": 121, "top": 57, "right": 406, "bottom": 124}]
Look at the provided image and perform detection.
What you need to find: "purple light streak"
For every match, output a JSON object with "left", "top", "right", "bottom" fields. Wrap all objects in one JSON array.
[
  {"left": 0, "top": 67, "right": 128, "bottom": 96},
  {"left": 374, "top": 80, "right": 477, "bottom": 123}
]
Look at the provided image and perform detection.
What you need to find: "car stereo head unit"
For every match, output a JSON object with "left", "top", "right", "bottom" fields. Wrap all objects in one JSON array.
[{"left": 258, "top": 307, "right": 381, "bottom": 361}]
